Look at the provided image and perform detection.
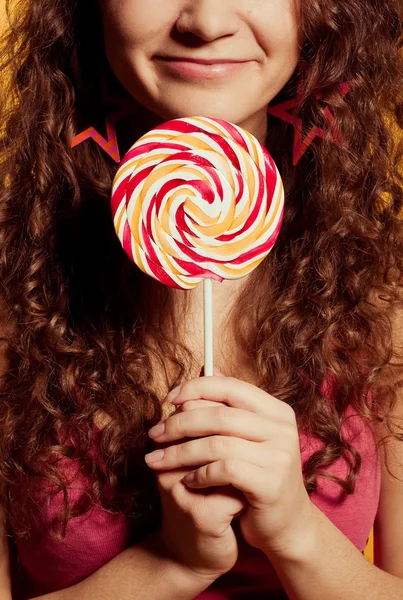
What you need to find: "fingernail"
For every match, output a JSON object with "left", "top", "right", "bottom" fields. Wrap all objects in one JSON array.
[
  {"left": 145, "top": 449, "right": 165, "bottom": 464},
  {"left": 166, "top": 386, "right": 181, "bottom": 404},
  {"left": 148, "top": 421, "right": 166, "bottom": 439},
  {"left": 183, "top": 471, "right": 196, "bottom": 484},
  {"left": 213, "top": 368, "right": 224, "bottom": 376}
]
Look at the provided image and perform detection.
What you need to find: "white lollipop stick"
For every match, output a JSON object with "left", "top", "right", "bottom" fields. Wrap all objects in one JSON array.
[{"left": 203, "top": 278, "right": 214, "bottom": 376}]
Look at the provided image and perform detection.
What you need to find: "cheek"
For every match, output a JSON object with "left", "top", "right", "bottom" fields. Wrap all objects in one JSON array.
[
  {"left": 256, "top": 1, "right": 300, "bottom": 62},
  {"left": 100, "top": 0, "right": 173, "bottom": 51}
]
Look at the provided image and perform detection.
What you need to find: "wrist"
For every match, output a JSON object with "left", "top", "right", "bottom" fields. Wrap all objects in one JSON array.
[
  {"left": 148, "top": 532, "right": 221, "bottom": 589},
  {"left": 263, "top": 500, "right": 322, "bottom": 566}
]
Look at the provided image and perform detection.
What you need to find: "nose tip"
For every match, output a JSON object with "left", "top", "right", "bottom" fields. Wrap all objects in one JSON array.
[{"left": 176, "top": 3, "right": 239, "bottom": 42}]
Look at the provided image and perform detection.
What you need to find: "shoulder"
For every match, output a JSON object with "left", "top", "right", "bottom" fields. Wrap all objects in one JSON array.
[
  {"left": 357, "top": 292, "right": 403, "bottom": 574},
  {"left": 372, "top": 301, "right": 403, "bottom": 574},
  {"left": 0, "top": 508, "right": 11, "bottom": 600},
  {"left": 373, "top": 402, "right": 403, "bottom": 576}
]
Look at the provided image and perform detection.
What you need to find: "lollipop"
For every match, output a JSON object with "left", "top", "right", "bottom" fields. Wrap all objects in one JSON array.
[{"left": 111, "top": 116, "right": 284, "bottom": 373}]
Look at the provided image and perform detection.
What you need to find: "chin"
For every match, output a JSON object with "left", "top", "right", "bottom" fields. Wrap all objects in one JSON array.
[{"left": 148, "top": 94, "right": 255, "bottom": 127}]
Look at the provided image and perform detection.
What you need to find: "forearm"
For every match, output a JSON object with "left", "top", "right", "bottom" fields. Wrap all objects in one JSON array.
[
  {"left": 0, "top": 568, "right": 11, "bottom": 599},
  {"left": 268, "top": 504, "right": 403, "bottom": 600},
  {"left": 33, "top": 534, "right": 214, "bottom": 600},
  {"left": 0, "top": 513, "right": 11, "bottom": 600}
]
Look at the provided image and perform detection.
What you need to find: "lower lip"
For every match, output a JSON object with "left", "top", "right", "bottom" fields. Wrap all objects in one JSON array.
[{"left": 158, "top": 59, "right": 249, "bottom": 80}]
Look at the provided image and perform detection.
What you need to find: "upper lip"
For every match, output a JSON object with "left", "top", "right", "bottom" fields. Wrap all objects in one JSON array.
[{"left": 157, "top": 56, "right": 249, "bottom": 64}]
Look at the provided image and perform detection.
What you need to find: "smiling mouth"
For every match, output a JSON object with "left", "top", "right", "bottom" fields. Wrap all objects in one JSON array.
[{"left": 155, "top": 56, "right": 252, "bottom": 79}]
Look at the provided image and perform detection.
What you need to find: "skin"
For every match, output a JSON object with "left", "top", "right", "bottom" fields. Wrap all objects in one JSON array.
[{"left": 100, "top": 0, "right": 301, "bottom": 144}]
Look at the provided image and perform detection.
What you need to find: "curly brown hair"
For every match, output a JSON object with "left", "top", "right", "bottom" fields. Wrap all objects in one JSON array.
[{"left": 0, "top": 0, "right": 402, "bottom": 539}]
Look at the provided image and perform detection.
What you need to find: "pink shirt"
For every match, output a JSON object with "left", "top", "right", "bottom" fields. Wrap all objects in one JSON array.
[{"left": 11, "top": 405, "right": 380, "bottom": 600}]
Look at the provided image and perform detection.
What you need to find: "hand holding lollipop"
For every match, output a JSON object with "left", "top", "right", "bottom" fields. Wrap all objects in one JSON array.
[{"left": 111, "top": 116, "right": 284, "bottom": 375}]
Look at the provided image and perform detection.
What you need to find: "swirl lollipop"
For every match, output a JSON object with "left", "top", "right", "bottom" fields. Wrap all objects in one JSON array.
[{"left": 111, "top": 116, "right": 284, "bottom": 374}]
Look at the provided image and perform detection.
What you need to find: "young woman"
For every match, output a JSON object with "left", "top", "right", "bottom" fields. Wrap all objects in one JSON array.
[{"left": 0, "top": 0, "right": 402, "bottom": 599}]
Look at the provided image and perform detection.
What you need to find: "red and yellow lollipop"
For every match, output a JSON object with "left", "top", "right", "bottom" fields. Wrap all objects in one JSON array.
[{"left": 111, "top": 116, "right": 284, "bottom": 290}]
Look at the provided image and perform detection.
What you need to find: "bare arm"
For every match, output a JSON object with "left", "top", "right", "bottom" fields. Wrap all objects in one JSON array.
[
  {"left": 0, "top": 519, "right": 215, "bottom": 600},
  {"left": 32, "top": 534, "right": 215, "bottom": 600},
  {"left": 0, "top": 509, "right": 11, "bottom": 600},
  {"left": 267, "top": 501, "right": 403, "bottom": 600},
  {"left": 0, "top": 317, "right": 11, "bottom": 599},
  {"left": 266, "top": 365, "right": 403, "bottom": 600}
]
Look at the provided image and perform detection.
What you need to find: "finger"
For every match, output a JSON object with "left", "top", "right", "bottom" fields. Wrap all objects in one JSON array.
[
  {"left": 156, "top": 468, "right": 246, "bottom": 517},
  {"left": 207, "top": 485, "right": 247, "bottom": 519},
  {"left": 156, "top": 468, "right": 246, "bottom": 518},
  {"left": 180, "top": 399, "right": 218, "bottom": 412},
  {"left": 161, "top": 398, "right": 217, "bottom": 421},
  {"left": 145, "top": 436, "right": 269, "bottom": 470},
  {"left": 183, "top": 459, "right": 267, "bottom": 503},
  {"left": 162, "top": 478, "right": 247, "bottom": 532},
  {"left": 167, "top": 376, "right": 295, "bottom": 423},
  {"left": 190, "top": 485, "right": 247, "bottom": 524},
  {"left": 156, "top": 467, "right": 190, "bottom": 492},
  {"left": 148, "top": 406, "right": 272, "bottom": 443}
]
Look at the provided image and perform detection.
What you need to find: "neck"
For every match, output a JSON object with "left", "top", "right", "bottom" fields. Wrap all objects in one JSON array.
[
  {"left": 170, "top": 276, "right": 251, "bottom": 375},
  {"left": 117, "top": 103, "right": 268, "bottom": 150},
  {"left": 173, "top": 276, "right": 247, "bottom": 316}
]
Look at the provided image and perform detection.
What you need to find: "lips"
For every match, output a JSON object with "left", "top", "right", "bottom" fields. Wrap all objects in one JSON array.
[
  {"left": 160, "top": 57, "right": 249, "bottom": 64},
  {"left": 156, "top": 56, "right": 251, "bottom": 79}
]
